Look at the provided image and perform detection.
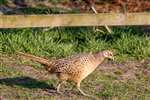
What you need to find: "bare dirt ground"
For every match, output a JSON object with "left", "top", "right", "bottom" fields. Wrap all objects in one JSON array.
[{"left": 0, "top": 55, "right": 150, "bottom": 100}]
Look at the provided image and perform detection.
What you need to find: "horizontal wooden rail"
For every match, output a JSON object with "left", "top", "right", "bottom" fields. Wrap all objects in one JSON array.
[{"left": 0, "top": 13, "right": 150, "bottom": 28}]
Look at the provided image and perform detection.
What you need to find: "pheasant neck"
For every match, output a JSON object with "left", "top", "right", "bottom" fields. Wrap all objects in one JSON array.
[{"left": 93, "top": 52, "right": 105, "bottom": 65}]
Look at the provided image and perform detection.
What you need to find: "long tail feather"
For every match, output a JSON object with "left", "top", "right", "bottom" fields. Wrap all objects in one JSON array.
[{"left": 18, "top": 52, "right": 52, "bottom": 66}]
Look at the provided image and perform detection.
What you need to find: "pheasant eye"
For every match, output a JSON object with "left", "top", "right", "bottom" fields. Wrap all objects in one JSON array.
[{"left": 109, "top": 53, "right": 113, "bottom": 56}]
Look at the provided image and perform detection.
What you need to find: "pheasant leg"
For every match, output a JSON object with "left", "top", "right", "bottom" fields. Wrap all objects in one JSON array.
[
  {"left": 77, "top": 82, "right": 90, "bottom": 96},
  {"left": 57, "top": 81, "right": 65, "bottom": 94}
]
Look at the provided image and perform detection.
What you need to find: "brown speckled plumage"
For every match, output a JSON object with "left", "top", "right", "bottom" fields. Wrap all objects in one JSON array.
[{"left": 18, "top": 50, "right": 114, "bottom": 96}]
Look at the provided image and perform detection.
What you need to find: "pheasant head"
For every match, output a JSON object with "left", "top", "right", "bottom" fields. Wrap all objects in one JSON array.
[
  {"left": 102, "top": 50, "right": 114, "bottom": 60},
  {"left": 93, "top": 50, "right": 114, "bottom": 61}
]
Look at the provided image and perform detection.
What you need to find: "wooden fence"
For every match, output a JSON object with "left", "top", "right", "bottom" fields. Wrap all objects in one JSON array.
[{"left": 0, "top": 13, "right": 150, "bottom": 28}]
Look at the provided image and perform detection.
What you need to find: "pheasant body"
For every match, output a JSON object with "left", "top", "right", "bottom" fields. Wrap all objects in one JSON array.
[{"left": 49, "top": 53, "right": 102, "bottom": 82}]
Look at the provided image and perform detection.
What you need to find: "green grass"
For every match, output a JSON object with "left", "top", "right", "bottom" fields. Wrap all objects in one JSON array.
[
  {"left": 0, "top": 27, "right": 150, "bottom": 100},
  {"left": 0, "top": 0, "right": 8, "bottom": 5},
  {"left": 0, "top": 27, "right": 150, "bottom": 60}
]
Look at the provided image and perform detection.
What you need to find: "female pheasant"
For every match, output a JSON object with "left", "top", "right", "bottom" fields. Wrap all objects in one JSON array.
[{"left": 18, "top": 50, "right": 114, "bottom": 96}]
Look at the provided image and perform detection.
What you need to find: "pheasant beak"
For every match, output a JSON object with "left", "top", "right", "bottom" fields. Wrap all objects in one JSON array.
[{"left": 108, "top": 56, "right": 114, "bottom": 61}]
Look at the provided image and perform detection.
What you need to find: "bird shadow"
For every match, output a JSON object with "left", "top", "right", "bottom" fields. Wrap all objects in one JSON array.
[{"left": 0, "top": 76, "right": 56, "bottom": 92}]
